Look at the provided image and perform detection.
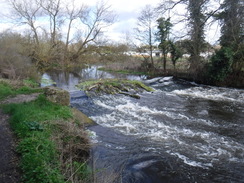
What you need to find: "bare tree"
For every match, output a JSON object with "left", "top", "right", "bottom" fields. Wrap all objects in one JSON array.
[
  {"left": 39, "top": 0, "right": 63, "bottom": 46},
  {"left": 64, "top": 0, "right": 88, "bottom": 58},
  {"left": 71, "top": 1, "right": 115, "bottom": 61},
  {"left": 6, "top": 0, "right": 116, "bottom": 65},
  {"left": 134, "top": 5, "right": 157, "bottom": 68},
  {"left": 8, "top": 0, "right": 42, "bottom": 45}
]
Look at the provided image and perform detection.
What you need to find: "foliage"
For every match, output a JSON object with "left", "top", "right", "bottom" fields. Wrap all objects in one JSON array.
[
  {"left": 217, "top": 0, "right": 243, "bottom": 48},
  {"left": 208, "top": 47, "right": 233, "bottom": 82},
  {"left": 216, "top": 0, "right": 243, "bottom": 72},
  {"left": 156, "top": 17, "right": 172, "bottom": 71},
  {"left": 175, "top": 39, "right": 192, "bottom": 55},
  {"left": 1, "top": 94, "right": 90, "bottom": 182},
  {"left": 169, "top": 41, "right": 183, "bottom": 68}
]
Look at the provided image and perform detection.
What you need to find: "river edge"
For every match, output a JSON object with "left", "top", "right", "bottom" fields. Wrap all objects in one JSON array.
[{"left": 0, "top": 80, "right": 93, "bottom": 183}]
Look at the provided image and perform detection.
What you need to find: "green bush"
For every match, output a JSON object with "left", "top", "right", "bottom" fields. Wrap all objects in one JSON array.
[
  {"left": 208, "top": 47, "right": 233, "bottom": 82},
  {"left": 0, "top": 32, "right": 40, "bottom": 80}
]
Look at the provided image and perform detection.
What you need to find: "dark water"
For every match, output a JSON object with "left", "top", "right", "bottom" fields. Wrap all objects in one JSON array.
[{"left": 42, "top": 68, "right": 244, "bottom": 183}]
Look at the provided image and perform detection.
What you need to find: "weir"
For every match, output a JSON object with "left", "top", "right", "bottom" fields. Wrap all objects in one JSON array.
[{"left": 42, "top": 67, "right": 244, "bottom": 183}]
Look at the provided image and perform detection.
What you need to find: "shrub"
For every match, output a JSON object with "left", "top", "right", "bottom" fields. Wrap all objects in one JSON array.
[
  {"left": 208, "top": 47, "right": 233, "bottom": 82},
  {"left": 0, "top": 32, "right": 39, "bottom": 80}
]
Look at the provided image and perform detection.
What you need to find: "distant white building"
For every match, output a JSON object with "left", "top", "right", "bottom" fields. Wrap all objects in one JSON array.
[{"left": 152, "top": 50, "right": 161, "bottom": 57}]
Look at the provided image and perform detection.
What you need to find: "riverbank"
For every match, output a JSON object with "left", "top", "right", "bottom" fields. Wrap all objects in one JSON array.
[
  {"left": 0, "top": 79, "right": 92, "bottom": 183},
  {"left": 99, "top": 67, "right": 244, "bottom": 89}
]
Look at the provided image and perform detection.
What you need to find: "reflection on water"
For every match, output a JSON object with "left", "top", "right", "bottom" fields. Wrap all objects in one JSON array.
[{"left": 41, "top": 65, "right": 146, "bottom": 91}]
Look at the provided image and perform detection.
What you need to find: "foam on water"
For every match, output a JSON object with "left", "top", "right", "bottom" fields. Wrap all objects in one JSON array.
[
  {"left": 173, "top": 86, "right": 244, "bottom": 103},
  {"left": 90, "top": 95, "right": 244, "bottom": 168},
  {"left": 132, "top": 160, "right": 158, "bottom": 169},
  {"left": 169, "top": 152, "right": 213, "bottom": 168}
]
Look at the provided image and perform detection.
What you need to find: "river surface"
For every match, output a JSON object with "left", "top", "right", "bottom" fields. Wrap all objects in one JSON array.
[{"left": 43, "top": 66, "right": 244, "bottom": 183}]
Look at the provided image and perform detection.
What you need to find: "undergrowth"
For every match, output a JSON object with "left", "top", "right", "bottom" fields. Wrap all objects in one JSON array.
[{"left": 1, "top": 94, "right": 91, "bottom": 183}]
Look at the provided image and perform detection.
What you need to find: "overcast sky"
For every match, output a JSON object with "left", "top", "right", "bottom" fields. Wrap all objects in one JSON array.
[{"left": 0, "top": 0, "right": 220, "bottom": 44}]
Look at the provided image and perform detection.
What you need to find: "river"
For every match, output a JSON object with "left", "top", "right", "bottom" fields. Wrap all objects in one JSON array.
[{"left": 42, "top": 66, "right": 244, "bottom": 183}]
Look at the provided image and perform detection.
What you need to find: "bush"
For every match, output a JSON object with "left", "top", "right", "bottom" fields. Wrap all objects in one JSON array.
[
  {"left": 0, "top": 32, "right": 39, "bottom": 80},
  {"left": 208, "top": 47, "right": 233, "bottom": 82}
]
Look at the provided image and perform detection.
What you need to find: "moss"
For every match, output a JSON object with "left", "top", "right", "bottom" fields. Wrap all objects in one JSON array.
[
  {"left": 71, "top": 108, "right": 95, "bottom": 126},
  {"left": 76, "top": 79, "right": 154, "bottom": 98},
  {"left": 44, "top": 87, "right": 70, "bottom": 106}
]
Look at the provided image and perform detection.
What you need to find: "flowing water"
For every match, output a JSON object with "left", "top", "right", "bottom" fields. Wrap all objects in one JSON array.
[{"left": 43, "top": 67, "right": 244, "bottom": 183}]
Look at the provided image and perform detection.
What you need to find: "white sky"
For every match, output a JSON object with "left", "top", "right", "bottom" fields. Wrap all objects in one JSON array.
[{"left": 0, "top": 0, "right": 220, "bottom": 44}]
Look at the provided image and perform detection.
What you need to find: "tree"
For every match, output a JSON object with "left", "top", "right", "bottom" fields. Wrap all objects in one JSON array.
[
  {"left": 218, "top": 0, "right": 243, "bottom": 71},
  {"left": 64, "top": 0, "right": 88, "bottom": 61},
  {"left": 156, "top": 17, "right": 172, "bottom": 71},
  {"left": 7, "top": 0, "right": 115, "bottom": 66},
  {"left": 169, "top": 41, "right": 182, "bottom": 69},
  {"left": 8, "top": 0, "right": 41, "bottom": 45},
  {"left": 209, "top": 47, "right": 233, "bottom": 82},
  {"left": 40, "top": 0, "right": 63, "bottom": 46},
  {"left": 187, "top": 0, "right": 209, "bottom": 72},
  {"left": 134, "top": 5, "right": 157, "bottom": 68},
  {"left": 158, "top": 0, "right": 213, "bottom": 75},
  {"left": 208, "top": 0, "right": 243, "bottom": 83},
  {"left": 71, "top": 1, "right": 115, "bottom": 61},
  {"left": 175, "top": 39, "right": 192, "bottom": 54}
]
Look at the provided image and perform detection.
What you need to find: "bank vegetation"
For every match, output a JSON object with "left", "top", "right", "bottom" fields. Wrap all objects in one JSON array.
[{"left": 0, "top": 79, "right": 92, "bottom": 183}]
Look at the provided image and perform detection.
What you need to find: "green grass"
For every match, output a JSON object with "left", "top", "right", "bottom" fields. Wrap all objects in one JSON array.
[
  {"left": 0, "top": 82, "right": 14, "bottom": 100},
  {"left": 0, "top": 81, "right": 42, "bottom": 100},
  {"left": 0, "top": 80, "right": 91, "bottom": 182},
  {"left": 1, "top": 95, "right": 74, "bottom": 183}
]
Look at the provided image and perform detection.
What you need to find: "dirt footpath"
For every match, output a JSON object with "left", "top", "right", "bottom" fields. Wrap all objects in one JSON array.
[
  {"left": 0, "top": 93, "right": 40, "bottom": 183},
  {"left": 0, "top": 110, "right": 21, "bottom": 183}
]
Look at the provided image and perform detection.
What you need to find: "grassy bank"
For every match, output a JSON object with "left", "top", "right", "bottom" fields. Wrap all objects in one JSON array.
[
  {"left": 0, "top": 80, "right": 91, "bottom": 183},
  {"left": 0, "top": 79, "right": 41, "bottom": 100}
]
